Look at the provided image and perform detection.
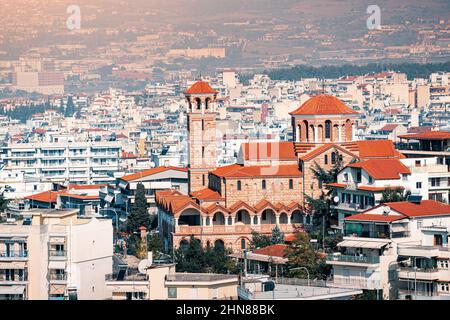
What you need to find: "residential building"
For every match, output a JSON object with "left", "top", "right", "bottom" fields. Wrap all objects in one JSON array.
[
  {"left": 0, "top": 142, "right": 122, "bottom": 184},
  {"left": 0, "top": 208, "right": 113, "bottom": 300},
  {"left": 327, "top": 199, "right": 450, "bottom": 300}
]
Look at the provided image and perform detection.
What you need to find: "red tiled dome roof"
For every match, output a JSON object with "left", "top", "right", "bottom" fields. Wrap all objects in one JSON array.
[
  {"left": 290, "top": 94, "right": 359, "bottom": 116},
  {"left": 184, "top": 81, "right": 218, "bottom": 95}
]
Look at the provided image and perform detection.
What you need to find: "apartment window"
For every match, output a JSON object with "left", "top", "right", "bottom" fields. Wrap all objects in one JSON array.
[
  {"left": 440, "top": 283, "right": 449, "bottom": 292},
  {"left": 237, "top": 180, "right": 241, "bottom": 191},
  {"left": 241, "top": 239, "right": 246, "bottom": 249},
  {"left": 416, "top": 182, "right": 422, "bottom": 189},
  {"left": 431, "top": 178, "right": 441, "bottom": 187},
  {"left": 168, "top": 287, "right": 177, "bottom": 299},
  {"left": 343, "top": 173, "right": 349, "bottom": 182},
  {"left": 439, "top": 260, "right": 449, "bottom": 269},
  {"left": 415, "top": 160, "right": 421, "bottom": 167},
  {"left": 262, "top": 180, "right": 266, "bottom": 190},
  {"left": 289, "top": 179, "right": 293, "bottom": 189},
  {"left": 402, "top": 174, "right": 408, "bottom": 181},
  {"left": 202, "top": 174, "right": 206, "bottom": 186},
  {"left": 324, "top": 155, "right": 328, "bottom": 165},
  {"left": 368, "top": 176, "right": 373, "bottom": 184}
]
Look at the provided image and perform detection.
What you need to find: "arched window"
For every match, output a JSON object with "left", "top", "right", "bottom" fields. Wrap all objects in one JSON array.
[
  {"left": 195, "top": 98, "right": 201, "bottom": 110},
  {"left": 262, "top": 180, "right": 266, "bottom": 190},
  {"left": 237, "top": 180, "right": 241, "bottom": 191},
  {"left": 325, "top": 120, "right": 332, "bottom": 139},
  {"left": 331, "top": 152, "right": 336, "bottom": 164},
  {"left": 324, "top": 154, "right": 328, "bottom": 165}
]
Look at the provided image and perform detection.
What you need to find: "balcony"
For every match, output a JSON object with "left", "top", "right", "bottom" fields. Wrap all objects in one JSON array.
[
  {"left": 49, "top": 250, "right": 67, "bottom": 260},
  {"left": 326, "top": 254, "right": 380, "bottom": 265},
  {"left": 331, "top": 202, "right": 369, "bottom": 212},
  {"left": 175, "top": 224, "right": 295, "bottom": 236},
  {"left": 398, "top": 267, "right": 440, "bottom": 281},
  {"left": 327, "top": 277, "right": 382, "bottom": 290},
  {"left": 0, "top": 250, "right": 28, "bottom": 261},
  {"left": 49, "top": 273, "right": 68, "bottom": 282}
]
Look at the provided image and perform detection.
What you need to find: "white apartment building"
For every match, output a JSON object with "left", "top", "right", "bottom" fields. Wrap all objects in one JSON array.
[
  {"left": 327, "top": 199, "right": 450, "bottom": 300},
  {"left": 0, "top": 142, "right": 122, "bottom": 184},
  {"left": 328, "top": 157, "right": 450, "bottom": 230},
  {"left": 0, "top": 208, "right": 113, "bottom": 300}
]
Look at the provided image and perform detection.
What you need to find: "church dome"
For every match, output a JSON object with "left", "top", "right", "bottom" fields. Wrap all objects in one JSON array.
[{"left": 290, "top": 94, "right": 358, "bottom": 116}]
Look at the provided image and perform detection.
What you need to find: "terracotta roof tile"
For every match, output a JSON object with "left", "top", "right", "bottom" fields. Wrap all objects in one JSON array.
[
  {"left": 347, "top": 159, "right": 410, "bottom": 180},
  {"left": 290, "top": 94, "right": 359, "bottom": 116},
  {"left": 398, "top": 131, "right": 450, "bottom": 140},
  {"left": 184, "top": 81, "right": 218, "bottom": 95},
  {"left": 386, "top": 200, "right": 450, "bottom": 218}
]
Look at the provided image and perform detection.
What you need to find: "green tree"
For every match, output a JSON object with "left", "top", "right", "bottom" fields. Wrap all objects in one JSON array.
[
  {"left": 285, "top": 232, "right": 331, "bottom": 280},
  {"left": 175, "top": 236, "right": 206, "bottom": 273},
  {"left": 126, "top": 183, "right": 150, "bottom": 233},
  {"left": 174, "top": 236, "right": 238, "bottom": 274},
  {"left": 147, "top": 232, "right": 163, "bottom": 258},
  {"left": 250, "top": 230, "right": 272, "bottom": 249},
  {"left": 271, "top": 225, "right": 284, "bottom": 244},
  {"left": 380, "top": 187, "right": 411, "bottom": 203}
]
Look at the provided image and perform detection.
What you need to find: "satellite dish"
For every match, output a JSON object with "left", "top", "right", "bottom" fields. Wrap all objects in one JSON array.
[
  {"left": 383, "top": 206, "right": 391, "bottom": 215},
  {"left": 138, "top": 259, "right": 152, "bottom": 274},
  {"left": 333, "top": 196, "right": 339, "bottom": 204}
]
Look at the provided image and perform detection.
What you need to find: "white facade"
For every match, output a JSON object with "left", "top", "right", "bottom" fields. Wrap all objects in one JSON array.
[
  {"left": 0, "top": 142, "right": 122, "bottom": 184},
  {"left": 0, "top": 208, "right": 113, "bottom": 300}
]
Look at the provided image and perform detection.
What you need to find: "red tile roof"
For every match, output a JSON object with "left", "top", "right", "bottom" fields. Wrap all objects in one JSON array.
[
  {"left": 190, "top": 188, "right": 223, "bottom": 201},
  {"left": 25, "top": 191, "right": 59, "bottom": 203},
  {"left": 242, "top": 141, "right": 296, "bottom": 161},
  {"left": 347, "top": 159, "right": 410, "bottom": 180},
  {"left": 184, "top": 81, "right": 218, "bottom": 95},
  {"left": 289, "top": 95, "right": 359, "bottom": 116},
  {"left": 345, "top": 200, "right": 450, "bottom": 222},
  {"left": 379, "top": 124, "right": 398, "bottom": 132},
  {"left": 345, "top": 213, "right": 405, "bottom": 222},
  {"left": 253, "top": 244, "right": 288, "bottom": 258},
  {"left": 398, "top": 131, "right": 450, "bottom": 140},
  {"left": 386, "top": 200, "right": 450, "bottom": 218},
  {"left": 210, "top": 164, "right": 302, "bottom": 178},
  {"left": 121, "top": 166, "right": 187, "bottom": 182},
  {"left": 353, "top": 140, "right": 403, "bottom": 159}
]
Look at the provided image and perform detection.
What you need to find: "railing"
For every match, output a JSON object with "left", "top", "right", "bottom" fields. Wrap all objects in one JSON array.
[
  {"left": 328, "top": 277, "right": 381, "bottom": 290},
  {"left": 176, "top": 224, "right": 295, "bottom": 235},
  {"left": 398, "top": 267, "right": 438, "bottom": 273},
  {"left": 344, "top": 230, "right": 390, "bottom": 239},
  {"left": 326, "top": 254, "right": 380, "bottom": 264},
  {"left": 332, "top": 202, "right": 369, "bottom": 211},
  {"left": 49, "top": 250, "right": 67, "bottom": 258},
  {"left": 49, "top": 273, "right": 67, "bottom": 281},
  {"left": 0, "top": 250, "right": 28, "bottom": 259}
]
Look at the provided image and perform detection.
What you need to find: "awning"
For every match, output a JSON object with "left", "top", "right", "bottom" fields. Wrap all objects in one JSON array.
[
  {"left": 338, "top": 240, "right": 388, "bottom": 249},
  {"left": 0, "top": 261, "right": 26, "bottom": 269},
  {"left": 48, "top": 261, "right": 67, "bottom": 270},
  {"left": 49, "top": 237, "right": 66, "bottom": 244},
  {"left": 49, "top": 284, "right": 66, "bottom": 295},
  {"left": 0, "top": 285, "right": 25, "bottom": 295}
]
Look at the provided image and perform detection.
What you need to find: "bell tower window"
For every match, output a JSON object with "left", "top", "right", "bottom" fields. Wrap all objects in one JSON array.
[{"left": 325, "top": 120, "right": 332, "bottom": 139}]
